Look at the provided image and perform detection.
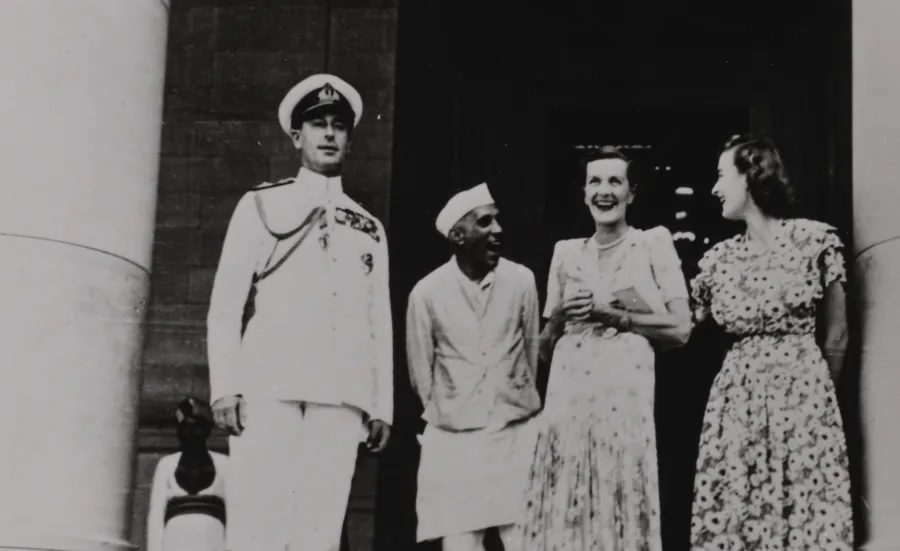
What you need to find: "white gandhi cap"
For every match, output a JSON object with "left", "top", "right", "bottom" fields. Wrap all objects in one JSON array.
[
  {"left": 277, "top": 73, "right": 364, "bottom": 135},
  {"left": 435, "top": 183, "right": 495, "bottom": 237}
]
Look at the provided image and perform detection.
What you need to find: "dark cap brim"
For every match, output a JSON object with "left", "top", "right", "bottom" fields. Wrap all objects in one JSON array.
[{"left": 295, "top": 101, "right": 355, "bottom": 124}]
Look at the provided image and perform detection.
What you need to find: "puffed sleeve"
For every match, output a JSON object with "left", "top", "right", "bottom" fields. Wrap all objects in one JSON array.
[
  {"left": 647, "top": 226, "right": 689, "bottom": 304},
  {"left": 817, "top": 224, "right": 847, "bottom": 289},
  {"left": 543, "top": 242, "right": 566, "bottom": 319},
  {"left": 690, "top": 247, "right": 717, "bottom": 321}
]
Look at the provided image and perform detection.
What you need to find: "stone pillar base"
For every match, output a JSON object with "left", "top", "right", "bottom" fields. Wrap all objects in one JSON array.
[
  {"left": 0, "top": 238, "right": 149, "bottom": 547},
  {"left": 0, "top": 533, "right": 134, "bottom": 551}
]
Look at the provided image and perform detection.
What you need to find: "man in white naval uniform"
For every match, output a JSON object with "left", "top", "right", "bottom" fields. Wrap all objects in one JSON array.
[
  {"left": 206, "top": 73, "right": 393, "bottom": 551},
  {"left": 406, "top": 183, "right": 542, "bottom": 551}
]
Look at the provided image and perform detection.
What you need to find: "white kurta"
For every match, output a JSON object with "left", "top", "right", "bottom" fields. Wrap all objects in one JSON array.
[
  {"left": 147, "top": 452, "right": 228, "bottom": 551},
  {"left": 406, "top": 258, "right": 541, "bottom": 431},
  {"left": 206, "top": 167, "right": 393, "bottom": 551},
  {"left": 406, "top": 257, "right": 542, "bottom": 541}
]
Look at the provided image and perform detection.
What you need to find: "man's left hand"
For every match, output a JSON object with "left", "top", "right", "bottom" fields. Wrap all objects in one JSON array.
[{"left": 366, "top": 419, "right": 391, "bottom": 453}]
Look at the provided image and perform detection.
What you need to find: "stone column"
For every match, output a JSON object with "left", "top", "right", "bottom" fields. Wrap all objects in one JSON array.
[
  {"left": 0, "top": 2, "right": 169, "bottom": 551},
  {"left": 853, "top": 1, "right": 900, "bottom": 549}
]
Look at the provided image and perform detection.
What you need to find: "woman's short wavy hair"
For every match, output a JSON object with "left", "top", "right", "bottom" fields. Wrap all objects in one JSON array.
[{"left": 721, "top": 133, "right": 797, "bottom": 219}]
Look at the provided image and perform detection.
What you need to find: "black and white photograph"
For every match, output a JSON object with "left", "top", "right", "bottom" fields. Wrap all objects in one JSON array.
[{"left": 0, "top": 1, "right": 894, "bottom": 551}]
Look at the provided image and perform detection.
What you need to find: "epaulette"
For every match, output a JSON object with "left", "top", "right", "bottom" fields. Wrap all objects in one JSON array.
[{"left": 252, "top": 177, "right": 295, "bottom": 191}]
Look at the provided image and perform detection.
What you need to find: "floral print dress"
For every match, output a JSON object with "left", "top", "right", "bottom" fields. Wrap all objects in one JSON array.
[
  {"left": 689, "top": 218, "right": 853, "bottom": 551},
  {"left": 521, "top": 227, "right": 689, "bottom": 551}
]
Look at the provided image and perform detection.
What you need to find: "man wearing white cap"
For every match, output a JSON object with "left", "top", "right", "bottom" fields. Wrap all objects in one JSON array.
[
  {"left": 206, "top": 73, "right": 393, "bottom": 551},
  {"left": 405, "top": 184, "right": 542, "bottom": 551}
]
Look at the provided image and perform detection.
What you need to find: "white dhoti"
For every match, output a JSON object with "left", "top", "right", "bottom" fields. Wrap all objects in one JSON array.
[
  {"left": 226, "top": 401, "right": 365, "bottom": 551},
  {"left": 416, "top": 416, "right": 538, "bottom": 542}
]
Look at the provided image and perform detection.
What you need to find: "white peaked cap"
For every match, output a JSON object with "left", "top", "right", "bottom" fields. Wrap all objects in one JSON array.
[
  {"left": 435, "top": 183, "right": 495, "bottom": 237},
  {"left": 277, "top": 73, "right": 364, "bottom": 135}
]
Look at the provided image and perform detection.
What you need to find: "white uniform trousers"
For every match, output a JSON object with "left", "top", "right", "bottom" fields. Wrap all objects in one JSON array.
[{"left": 226, "top": 401, "right": 364, "bottom": 551}]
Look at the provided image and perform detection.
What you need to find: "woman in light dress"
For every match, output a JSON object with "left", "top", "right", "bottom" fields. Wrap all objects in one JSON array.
[
  {"left": 689, "top": 134, "right": 853, "bottom": 551},
  {"left": 520, "top": 147, "right": 693, "bottom": 551}
]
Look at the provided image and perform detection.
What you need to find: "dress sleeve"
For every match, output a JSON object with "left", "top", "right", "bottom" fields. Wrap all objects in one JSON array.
[
  {"left": 543, "top": 242, "right": 566, "bottom": 319},
  {"left": 817, "top": 225, "right": 848, "bottom": 289},
  {"left": 690, "top": 247, "right": 716, "bottom": 320},
  {"left": 647, "top": 227, "right": 689, "bottom": 304}
]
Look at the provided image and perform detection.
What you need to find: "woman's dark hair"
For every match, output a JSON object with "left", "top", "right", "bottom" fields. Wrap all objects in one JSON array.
[
  {"left": 721, "top": 133, "right": 797, "bottom": 218},
  {"left": 579, "top": 146, "right": 639, "bottom": 190}
]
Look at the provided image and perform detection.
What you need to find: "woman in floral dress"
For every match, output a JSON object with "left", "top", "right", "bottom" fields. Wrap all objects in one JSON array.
[
  {"left": 520, "top": 148, "right": 693, "bottom": 551},
  {"left": 690, "top": 134, "right": 853, "bottom": 551}
]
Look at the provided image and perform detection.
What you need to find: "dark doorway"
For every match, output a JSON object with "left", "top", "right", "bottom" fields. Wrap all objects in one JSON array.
[{"left": 377, "top": 2, "right": 853, "bottom": 551}]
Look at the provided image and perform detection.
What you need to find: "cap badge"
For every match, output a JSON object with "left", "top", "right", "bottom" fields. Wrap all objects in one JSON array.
[{"left": 318, "top": 83, "right": 340, "bottom": 103}]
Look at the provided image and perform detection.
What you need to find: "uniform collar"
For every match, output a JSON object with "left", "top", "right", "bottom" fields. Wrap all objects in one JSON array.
[{"left": 296, "top": 166, "right": 343, "bottom": 196}]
